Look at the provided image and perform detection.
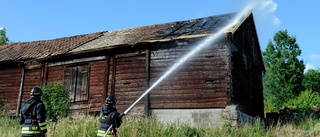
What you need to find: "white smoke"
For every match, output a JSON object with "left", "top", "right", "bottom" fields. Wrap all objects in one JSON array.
[
  {"left": 248, "top": 0, "right": 280, "bottom": 26},
  {"left": 261, "top": 0, "right": 277, "bottom": 13}
]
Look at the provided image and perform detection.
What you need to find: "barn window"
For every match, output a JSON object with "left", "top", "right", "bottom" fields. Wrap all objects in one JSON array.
[{"left": 64, "top": 64, "right": 89, "bottom": 102}]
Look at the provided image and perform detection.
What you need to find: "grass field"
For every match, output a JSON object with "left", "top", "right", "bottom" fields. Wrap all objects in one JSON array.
[{"left": 1, "top": 115, "right": 320, "bottom": 137}]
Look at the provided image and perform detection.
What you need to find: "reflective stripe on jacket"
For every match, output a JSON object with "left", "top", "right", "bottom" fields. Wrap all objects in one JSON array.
[
  {"left": 97, "top": 129, "right": 115, "bottom": 137},
  {"left": 22, "top": 126, "right": 41, "bottom": 134}
]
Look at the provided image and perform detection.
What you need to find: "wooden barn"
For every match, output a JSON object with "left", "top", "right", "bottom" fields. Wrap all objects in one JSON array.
[{"left": 0, "top": 10, "right": 265, "bottom": 127}]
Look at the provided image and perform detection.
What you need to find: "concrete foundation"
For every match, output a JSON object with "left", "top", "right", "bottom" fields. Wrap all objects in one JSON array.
[{"left": 150, "top": 105, "right": 255, "bottom": 128}]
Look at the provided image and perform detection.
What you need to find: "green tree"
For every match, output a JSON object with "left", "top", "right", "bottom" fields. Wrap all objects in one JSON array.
[
  {"left": 0, "top": 28, "right": 9, "bottom": 45},
  {"left": 303, "top": 69, "right": 320, "bottom": 93},
  {"left": 263, "top": 30, "right": 305, "bottom": 112}
]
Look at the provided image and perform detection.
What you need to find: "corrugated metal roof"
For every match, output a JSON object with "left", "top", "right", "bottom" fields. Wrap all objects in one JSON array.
[
  {"left": 71, "top": 12, "right": 240, "bottom": 53},
  {"left": 0, "top": 32, "right": 103, "bottom": 62}
]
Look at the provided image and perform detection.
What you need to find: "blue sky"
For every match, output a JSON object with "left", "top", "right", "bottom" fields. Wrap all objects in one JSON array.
[{"left": 0, "top": 0, "right": 319, "bottom": 71}]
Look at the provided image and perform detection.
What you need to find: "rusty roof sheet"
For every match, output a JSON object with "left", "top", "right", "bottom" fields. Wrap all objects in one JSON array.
[
  {"left": 0, "top": 32, "right": 103, "bottom": 62},
  {"left": 71, "top": 12, "right": 243, "bottom": 53}
]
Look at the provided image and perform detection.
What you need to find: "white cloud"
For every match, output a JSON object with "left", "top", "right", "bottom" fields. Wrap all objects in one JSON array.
[
  {"left": 310, "top": 54, "right": 320, "bottom": 61},
  {"left": 305, "top": 64, "right": 315, "bottom": 73},
  {"left": 0, "top": 27, "right": 4, "bottom": 30},
  {"left": 305, "top": 63, "right": 315, "bottom": 73}
]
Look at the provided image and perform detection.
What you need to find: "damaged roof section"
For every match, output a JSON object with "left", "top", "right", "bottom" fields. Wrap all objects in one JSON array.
[
  {"left": 0, "top": 32, "right": 103, "bottom": 63},
  {"left": 0, "top": 11, "right": 246, "bottom": 63},
  {"left": 70, "top": 12, "right": 239, "bottom": 53}
]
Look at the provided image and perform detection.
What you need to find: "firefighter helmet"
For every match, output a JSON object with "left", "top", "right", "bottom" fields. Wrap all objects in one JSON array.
[
  {"left": 105, "top": 95, "right": 117, "bottom": 105},
  {"left": 30, "top": 87, "right": 43, "bottom": 97}
]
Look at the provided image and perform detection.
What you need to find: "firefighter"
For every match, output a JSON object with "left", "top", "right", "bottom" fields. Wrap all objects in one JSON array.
[
  {"left": 97, "top": 95, "right": 123, "bottom": 137},
  {"left": 19, "top": 87, "right": 47, "bottom": 137}
]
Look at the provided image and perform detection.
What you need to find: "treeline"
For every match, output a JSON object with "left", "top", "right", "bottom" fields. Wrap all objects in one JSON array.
[{"left": 263, "top": 30, "right": 320, "bottom": 113}]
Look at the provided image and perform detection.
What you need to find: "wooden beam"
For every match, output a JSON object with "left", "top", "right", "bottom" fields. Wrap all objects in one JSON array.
[
  {"left": 16, "top": 65, "right": 26, "bottom": 116},
  {"left": 40, "top": 63, "right": 48, "bottom": 87},
  {"left": 48, "top": 56, "right": 105, "bottom": 67},
  {"left": 104, "top": 55, "right": 110, "bottom": 100},
  {"left": 145, "top": 49, "right": 151, "bottom": 116},
  {"left": 111, "top": 56, "right": 116, "bottom": 95}
]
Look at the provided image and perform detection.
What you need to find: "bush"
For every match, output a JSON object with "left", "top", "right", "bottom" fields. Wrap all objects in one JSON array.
[
  {"left": 0, "top": 87, "right": 10, "bottom": 116},
  {"left": 42, "top": 82, "right": 70, "bottom": 122},
  {"left": 286, "top": 90, "right": 320, "bottom": 110}
]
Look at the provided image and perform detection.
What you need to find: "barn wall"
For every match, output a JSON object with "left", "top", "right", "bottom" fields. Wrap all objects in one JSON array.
[
  {"left": 230, "top": 15, "right": 264, "bottom": 117},
  {"left": 89, "top": 60, "right": 107, "bottom": 112},
  {"left": 0, "top": 66, "right": 42, "bottom": 115},
  {"left": 47, "top": 65, "right": 64, "bottom": 84},
  {"left": 112, "top": 51, "right": 147, "bottom": 113},
  {"left": 21, "top": 68, "right": 42, "bottom": 103},
  {"left": 0, "top": 68, "right": 22, "bottom": 114},
  {"left": 149, "top": 41, "right": 230, "bottom": 109}
]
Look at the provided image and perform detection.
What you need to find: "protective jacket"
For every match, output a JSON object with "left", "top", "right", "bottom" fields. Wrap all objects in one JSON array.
[
  {"left": 97, "top": 105, "right": 122, "bottom": 137},
  {"left": 19, "top": 97, "right": 47, "bottom": 137}
]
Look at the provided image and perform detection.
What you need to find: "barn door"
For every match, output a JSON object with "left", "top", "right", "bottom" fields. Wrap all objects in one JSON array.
[
  {"left": 64, "top": 67, "right": 77, "bottom": 102},
  {"left": 64, "top": 64, "right": 89, "bottom": 102},
  {"left": 75, "top": 65, "right": 89, "bottom": 101}
]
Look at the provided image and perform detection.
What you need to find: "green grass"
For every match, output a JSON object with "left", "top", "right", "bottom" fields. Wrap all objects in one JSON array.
[
  {"left": 0, "top": 117, "right": 20, "bottom": 137},
  {"left": 1, "top": 115, "right": 320, "bottom": 137}
]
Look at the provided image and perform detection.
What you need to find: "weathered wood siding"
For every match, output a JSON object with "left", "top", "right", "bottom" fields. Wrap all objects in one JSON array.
[
  {"left": 22, "top": 69, "right": 42, "bottom": 102},
  {"left": 0, "top": 68, "right": 21, "bottom": 113},
  {"left": 0, "top": 67, "right": 42, "bottom": 114},
  {"left": 230, "top": 14, "right": 264, "bottom": 117},
  {"left": 149, "top": 42, "right": 229, "bottom": 109},
  {"left": 111, "top": 51, "right": 147, "bottom": 113},
  {"left": 46, "top": 65, "right": 64, "bottom": 84},
  {"left": 89, "top": 60, "right": 107, "bottom": 111}
]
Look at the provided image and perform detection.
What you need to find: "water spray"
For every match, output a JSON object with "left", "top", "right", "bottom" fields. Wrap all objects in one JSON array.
[{"left": 104, "top": 6, "right": 252, "bottom": 137}]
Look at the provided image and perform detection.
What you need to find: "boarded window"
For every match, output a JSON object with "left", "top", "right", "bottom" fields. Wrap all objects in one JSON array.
[{"left": 64, "top": 64, "right": 89, "bottom": 102}]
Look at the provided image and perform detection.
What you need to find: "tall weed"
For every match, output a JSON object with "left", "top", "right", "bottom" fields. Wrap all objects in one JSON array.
[{"left": 1, "top": 115, "right": 320, "bottom": 137}]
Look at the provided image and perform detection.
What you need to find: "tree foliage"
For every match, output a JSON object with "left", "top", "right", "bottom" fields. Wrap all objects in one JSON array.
[
  {"left": 302, "top": 69, "right": 320, "bottom": 93},
  {"left": 285, "top": 90, "right": 320, "bottom": 110},
  {"left": 263, "top": 30, "right": 305, "bottom": 111},
  {"left": 0, "top": 28, "right": 9, "bottom": 45}
]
